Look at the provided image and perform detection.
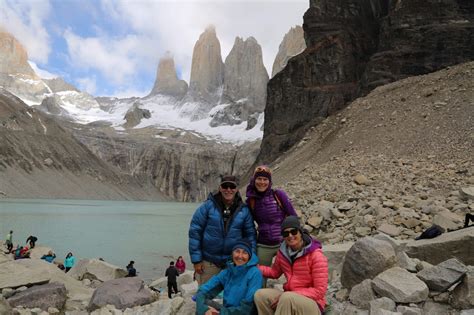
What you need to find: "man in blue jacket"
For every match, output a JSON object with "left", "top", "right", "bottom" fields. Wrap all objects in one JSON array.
[{"left": 189, "top": 175, "right": 256, "bottom": 285}]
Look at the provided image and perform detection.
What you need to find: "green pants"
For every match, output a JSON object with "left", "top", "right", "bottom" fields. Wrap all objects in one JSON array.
[{"left": 257, "top": 243, "right": 280, "bottom": 266}]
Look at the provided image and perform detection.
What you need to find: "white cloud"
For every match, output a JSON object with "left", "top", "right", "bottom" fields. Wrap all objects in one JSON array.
[
  {"left": 0, "top": 0, "right": 51, "bottom": 63},
  {"left": 76, "top": 76, "right": 97, "bottom": 95}
]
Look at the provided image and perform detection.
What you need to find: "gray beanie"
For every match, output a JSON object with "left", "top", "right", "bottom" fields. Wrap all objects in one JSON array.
[{"left": 281, "top": 216, "right": 302, "bottom": 233}]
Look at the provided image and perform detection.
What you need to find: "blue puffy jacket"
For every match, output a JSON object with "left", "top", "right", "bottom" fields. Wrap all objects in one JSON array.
[
  {"left": 196, "top": 252, "right": 262, "bottom": 315},
  {"left": 189, "top": 192, "right": 256, "bottom": 266}
]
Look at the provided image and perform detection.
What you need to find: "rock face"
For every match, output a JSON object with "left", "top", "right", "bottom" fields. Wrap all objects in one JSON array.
[
  {"left": 7, "top": 282, "right": 67, "bottom": 311},
  {"left": 417, "top": 258, "right": 468, "bottom": 292},
  {"left": 88, "top": 277, "right": 154, "bottom": 311},
  {"left": 123, "top": 102, "right": 151, "bottom": 129},
  {"left": 272, "top": 25, "right": 306, "bottom": 77},
  {"left": 210, "top": 37, "right": 268, "bottom": 127},
  {"left": 0, "top": 28, "right": 36, "bottom": 77},
  {"left": 183, "top": 25, "right": 224, "bottom": 118},
  {"left": 43, "top": 77, "right": 79, "bottom": 93},
  {"left": 149, "top": 54, "right": 188, "bottom": 99},
  {"left": 259, "top": 0, "right": 474, "bottom": 165},
  {"left": 68, "top": 259, "right": 127, "bottom": 282}
]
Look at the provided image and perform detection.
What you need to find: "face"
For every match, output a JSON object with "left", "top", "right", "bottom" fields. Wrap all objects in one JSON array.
[
  {"left": 232, "top": 248, "right": 250, "bottom": 266},
  {"left": 283, "top": 228, "right": 303, "bottom": 250},
  {"left": 219, "top": 183, "right": 237, "bottom": 204},
  {"left": 255, "top": 176, "right": 270, "bottom": 192}
]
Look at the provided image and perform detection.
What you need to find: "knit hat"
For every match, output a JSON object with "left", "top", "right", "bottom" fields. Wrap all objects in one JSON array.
[
  {"left": 253, "top": 165, "right": 272, "bottom": 182},
  {"left": 281, "top": 216, "right": 302, "bottom": 233},
  {"left": 221, "top": 175, "right": 238, "bottom": 186},
  {"left": 232, "top": 240, "right": 252, "bottom": 258}
]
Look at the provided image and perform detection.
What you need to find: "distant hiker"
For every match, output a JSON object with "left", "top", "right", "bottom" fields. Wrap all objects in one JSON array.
[
  {"left": 189, "top": 175, "right": 256, "bottom": 285},
  {"left": 16, "top": 245, "right": 30, "bottom": 259},
  {"left": 464, "top": 213, "right": 474, "bottom": 228},
  {"left": 246, "top": 165, "right": 297, "bottom": 286},
  {"left": 5, "top": 230, "right": 13, "bottom": 253},
  {"left": 165, "top": 261, "right": 180, "bottom": 299},
  {"left": 254, "top": 216, "right": 328, "bottom": 315},
  {"left": 195, "top": 240, "right": 262, "bottom": 315},
  {"left": 26, "top": 235, "right": 38, "bottom": 248},
  {"left": 64, "top": 252, "right": 75, "bottom": 272},
  {"left": 126, "top": 260, "right": 137, "bottom": 277},
  {"left": 175, "top": 256, "right": 186, "bottom": 274},
  {"left": 41, "top": 250, "right": 56, "bottom": 263}
]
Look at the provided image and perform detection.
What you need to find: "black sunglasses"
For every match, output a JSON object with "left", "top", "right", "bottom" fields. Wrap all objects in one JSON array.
[
  {"left": 282, "top": 228, "right": 299, "bottom": 237},
  {"left": 221, "top": 183, "right": 237, "bottom": 190}
]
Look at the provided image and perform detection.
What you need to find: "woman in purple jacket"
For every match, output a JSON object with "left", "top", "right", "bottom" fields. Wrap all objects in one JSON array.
[{"left": 246, "top": 165, "right": 297, "bottom": 269}]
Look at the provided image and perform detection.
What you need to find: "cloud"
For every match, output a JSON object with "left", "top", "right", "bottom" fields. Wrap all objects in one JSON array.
[
  {"left": 0, "top": 0, "right": 52, "bottom": 63},
  {"left": 76, "top": 76, "right": 97, "bottom": 95}
]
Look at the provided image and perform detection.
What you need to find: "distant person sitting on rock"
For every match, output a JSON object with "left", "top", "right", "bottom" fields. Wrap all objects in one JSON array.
[
  {"left": 464, "top": 213, "right": 474, "bottom": 228},
  {"left": 196, "top": 240, "right": 262, "bottom": 315},
  {"left": 4, "top": 230, "right": 13, "bottom": 253},
  {"left": 14, "top": 245, "right": 30, "bottom": 259},
  {"left": 126, "top": 260, "right": 137, "bottom": 277},
  {"left": 175, "top": 256, "right": 186, "bottom": 274},
  {"left": 41, "top": 250, "right": 56, "bottom": 263},
  {"left": 26, "top": 235, "right": 38, "bottom": 248},
  {"left": 165, "top": 261, "right": 180, "bottom": 299},
  {"left": 254, "top": 216, "right": 328, "bottom": 315},
  {"left": 64, "top": 252, "right": 75, "bottom": 272}
]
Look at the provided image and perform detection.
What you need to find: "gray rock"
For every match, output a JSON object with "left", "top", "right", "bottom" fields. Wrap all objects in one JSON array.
[
  {"left": 450, "top": 266, "right": 474, "bottom": 309},
  {"left": 396, "top": 305, "right": 422, "bottom": 315},
  {"left": 372, "top": 267, "right": 429, "bottom": 303},
  {"left": 7, "top": 282, "right": 67, "bottom": 311},
  {"left": 0, "top": 296, "right": 13, "bottom": 315},
  {"left": 433, "top": 211, "right": 463, "bottom": 231},
  {"left": 405, "top": 227, "right": 474, "bottom": 265},
  {"left": 397, "top": 252, "right": 418, "bottom": 273},
  {"left": 341, "top": 237, "right": 397, "bottom": 289},
  {"left": 460, "top": 187, "right": 474, "bottom": 201},
  {"left": 378, "top": 223, "right": 402, "bottom": 237},
  {"left": 88, "top": 277, "right": 153, "bottom": 311},
  {"left": 369, "top": 297, "right": 396, "bottom": 314},
  {"left": 123, "top": 103, "right": 151, "bottom": 129},
  {"left": 323, "top": 242, "right": 353, "bottom": 282},
  {"left": 68, "top": 258, "right": 127, "bottom": 283},
  {"left": 417, "top": 258, "right": 467, "bottom": 292},
  {"left": 460, "top": 310, "right": 474, "bottom": 315},
  {"left": 342, "top": 303, "right": 369, "bottom": 315},
  {"left": 349, "top": 279, "right": 376, "bottom": 309},
  {"left": 421, "top": 300, "right": 452, "bottom": 315}
]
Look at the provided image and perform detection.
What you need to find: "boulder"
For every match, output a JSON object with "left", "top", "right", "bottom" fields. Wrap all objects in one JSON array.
[
  {"left": 349, "top": 279, "right": 376, "bottom": 309},
  {"left": 378, "top": 223, "right": 402, "bottom": 237},
  {"left": 323, "top": 242, "right": 353, "bottom": 282},
  {"left": 0, "top": 296, "right": 13, "bottom": 315},
  {"left": 396, "top": 305, "right": 422, "bottom": 315},
  {"left": 459, "top": 187, "right": 474, "bottom": 201},
  {"left": 341, "top": 237, "right": 397, "bottom": 289},
  {"left": 29, "top": 246, "right": 54, "bottom": 260},
  {"left": 405, "top": 227, "right": 474, "bottom": 265},
  {"left": 7, "top": 282, "right": 67, "bottom": 311},
  {"left": 372, "top": 267, "right": 429, "bottom": 303},
  {"left": 451, "top": 266, "right": 474, "bottom": 309},
  {"left": 342, "top": 303, "right": 369, "bottom": 315},
  {"left": 68, "top": 258, "right": 127, "bottom": 282},
  {"left": 369, "top": 297, "right": 396, "bottom": 315},
  {"left": 417, "top": 258, "right": 467, "bottom": 292},
  {"left": 88, "top": 277, "right": 154, "bottom": 311}
]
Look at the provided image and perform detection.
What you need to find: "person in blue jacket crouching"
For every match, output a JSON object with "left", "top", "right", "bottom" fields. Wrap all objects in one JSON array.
[{"left": 195, "top": 241, "right": 262, "bottom": 315}]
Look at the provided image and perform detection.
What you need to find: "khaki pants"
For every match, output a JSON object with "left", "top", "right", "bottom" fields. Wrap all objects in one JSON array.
[
  {"left": 254, "top": 289, "right": 321, "bottom": 315},
  {"left": 196, "top": 260, "right": 222, "bottom": 286}
]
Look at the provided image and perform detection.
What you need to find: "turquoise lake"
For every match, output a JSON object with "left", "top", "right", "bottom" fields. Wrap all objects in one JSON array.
[{"left": 0, "top": 198, "right": 198, "bottom": 283}]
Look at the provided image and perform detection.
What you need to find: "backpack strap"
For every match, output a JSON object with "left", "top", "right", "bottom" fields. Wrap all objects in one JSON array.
[{"left": 273, "top": 189, "right": 285, "bottom": 213}]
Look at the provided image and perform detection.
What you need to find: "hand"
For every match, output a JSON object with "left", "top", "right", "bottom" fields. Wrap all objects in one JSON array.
[
  {"left": 194, "top": 262, "right": 204, "bottom": 274},
  {"left": 205, "top": 306, "right": 219, "bottom": 315},
  {"left": 270, "top": 296, "right": 280, "bottom": 310}
]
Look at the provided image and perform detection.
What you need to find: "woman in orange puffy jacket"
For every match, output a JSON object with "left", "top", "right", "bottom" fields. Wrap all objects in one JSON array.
[{"left": 254, "top": 216, "right": 328, "bottom": 315}]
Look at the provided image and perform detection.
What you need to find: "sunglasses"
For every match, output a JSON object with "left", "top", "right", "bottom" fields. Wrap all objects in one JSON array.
[
  {"left": 282, "top": 228, "right": 299, "bottom": 237},
  {"left": 221, "top": 183, "right": 237, "bottom": 190}
]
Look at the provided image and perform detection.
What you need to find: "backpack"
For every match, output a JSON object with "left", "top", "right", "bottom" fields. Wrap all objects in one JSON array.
[
  {"left": 248, "top": 189, "right": 284, "bottom": 212},
  {"left": 415, "top": 224, "right": 444, "bottom": 240}
]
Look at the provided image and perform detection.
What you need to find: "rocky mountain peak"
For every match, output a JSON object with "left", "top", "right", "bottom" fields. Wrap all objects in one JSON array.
[
  {"left": 149, "top": 52, "right": 188, "bottom": 99},
  {"left": 271, "top": 25, "right": 306, "bottom": 77},
  {"left": 210, "top": 36, "right": 268, "bottom": 127},
  {"left": 0, "top": 29, "right": 36, "bottom": 77},
  {"left": 43, "top": 77, "right": 79, "bottom": 93},
  {"left": 187, "top": 25, "right": 224, "bottom": 103}
]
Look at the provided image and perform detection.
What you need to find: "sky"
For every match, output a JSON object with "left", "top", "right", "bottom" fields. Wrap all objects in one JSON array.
[{"left": 1, "top": 0, "right": 308, "bottom": 98}]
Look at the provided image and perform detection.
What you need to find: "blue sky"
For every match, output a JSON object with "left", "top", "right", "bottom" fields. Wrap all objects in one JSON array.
[{"left": 1, "top": 0, "right": 308, "bottom": 97}]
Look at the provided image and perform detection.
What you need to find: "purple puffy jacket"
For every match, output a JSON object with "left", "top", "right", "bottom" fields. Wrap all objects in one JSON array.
[{"left": 246, "top": 179, "right": 297, "bottom": 246}]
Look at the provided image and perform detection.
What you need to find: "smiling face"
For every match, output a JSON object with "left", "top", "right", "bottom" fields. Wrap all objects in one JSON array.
[
  {"left": 232, "top": 248, "right": 250, "bottom": 266},
  {"left": 283, "top": 228, "right": 303, "bottom": 250},
  {"left": 255, "top": 176, "right": 270, "bottom": 192},
  {"left": 219, "top": 183, "right": 237, "bottom": 205}
]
